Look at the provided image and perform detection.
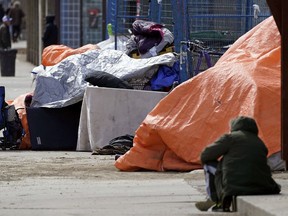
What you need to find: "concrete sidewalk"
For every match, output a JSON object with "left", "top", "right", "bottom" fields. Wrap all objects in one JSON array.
[
  {"left": 0, "top": 41, "right": 288, "bottom": 216},
  {"left": 0, "top": 151, "right": 287, "bottom": 216}
]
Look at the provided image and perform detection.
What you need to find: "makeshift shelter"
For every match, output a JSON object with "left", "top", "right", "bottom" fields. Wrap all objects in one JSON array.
[
  {"left": 115, "top": 16, "right": 281, "bottom": 172},
  {"left": 16, "top": 46, "right": 176, "bottom": 149}
]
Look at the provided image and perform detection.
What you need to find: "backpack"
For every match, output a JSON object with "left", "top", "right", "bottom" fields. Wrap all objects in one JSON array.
[{"left": 2, "top": 104, "right": 23, "bottom": 149}]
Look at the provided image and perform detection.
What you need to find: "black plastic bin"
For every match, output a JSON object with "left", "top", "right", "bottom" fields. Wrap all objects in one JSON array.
[
  {"left": 0, "top": 49, "right": 17, "bottom": 76},
  {"left": 26, "top": 101, "right": 82, "bottom": 151}
]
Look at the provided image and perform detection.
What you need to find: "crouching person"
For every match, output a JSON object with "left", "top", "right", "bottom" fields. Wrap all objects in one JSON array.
[{"left": 195, "top": 116, "right": 281, "bottom": 212}]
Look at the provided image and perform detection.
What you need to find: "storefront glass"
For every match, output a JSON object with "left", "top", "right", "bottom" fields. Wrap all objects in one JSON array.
[
  {"left": 82, "top": 0, "right": 103, "bottom": 45},
  {"left": 60, "top": 0, "right": 103, "bottom": 48}
]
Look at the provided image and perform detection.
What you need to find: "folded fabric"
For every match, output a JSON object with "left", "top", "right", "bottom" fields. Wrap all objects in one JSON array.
[{"left": 92, "top": 134, "right": 134, "bottom": 155}]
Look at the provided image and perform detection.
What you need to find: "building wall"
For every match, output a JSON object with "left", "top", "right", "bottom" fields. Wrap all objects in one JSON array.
[
  {"left": 25, "top": 0, "right": 103, "bottom": 65},
  {"left": 26, "top": 0, "right": 40, "bottom": 65},
  {"left": 25, "top": 0, "right": 58, "bottom": 65}
]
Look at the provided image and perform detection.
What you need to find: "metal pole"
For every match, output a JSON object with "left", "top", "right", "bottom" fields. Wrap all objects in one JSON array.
[
  {"left": 38, "top": 0, "right": 43, "bottom": 64},
  {"left": 45, "top": 0, "right": 48, "bottom": 16},
  {"left": 102, "top": 0, "right": 107, "bottom": 40},
  {"left": 245, "top": 0, "right": 252, "bottom": 32},
  {"left": 80, "top": 0, "right": 83, "bottom": 46},
  {"left": 266, "top": 0, "right": 288, "bottom": 169},
  {"left": 281, "top": 0, "right": 288, "bottom": 169}
]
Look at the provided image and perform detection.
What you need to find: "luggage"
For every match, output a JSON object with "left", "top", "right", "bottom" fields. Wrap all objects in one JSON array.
[{"left": 27, "top": 102, "right": 82, "bottom": 150}]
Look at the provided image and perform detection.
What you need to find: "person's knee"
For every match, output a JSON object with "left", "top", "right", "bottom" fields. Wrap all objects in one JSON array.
[{"left": 204, "top": 161, "right": 218, "bottom": 175}]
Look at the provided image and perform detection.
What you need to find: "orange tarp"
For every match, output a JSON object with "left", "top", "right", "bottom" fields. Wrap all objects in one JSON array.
[
  {"left": 42, "top": 44, "right": 99, "bottom": 66},
  {"left": 115, "top": 16, "right": 281, "bottom": 171},
  {"left": 12, "top": 92, "right": 33, "bottom": 149}
]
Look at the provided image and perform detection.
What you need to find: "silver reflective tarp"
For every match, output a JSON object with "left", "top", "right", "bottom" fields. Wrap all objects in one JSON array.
[{"left": 31, "top": 49, "right": 176, "bottom": 108}]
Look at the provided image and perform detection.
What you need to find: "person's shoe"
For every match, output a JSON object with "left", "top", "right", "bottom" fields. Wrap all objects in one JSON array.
[
  {"left": 222, "top": 196, "right": 232, "bottom": 212},
  {"left": 195, "top": 199, "right": 215, "bottom": 211},
  {"left": 211, "top": 203, "right": 223, "bottom": 212},
  {"left": 211, "top": 203, "right": 231, "bottom": 212}
]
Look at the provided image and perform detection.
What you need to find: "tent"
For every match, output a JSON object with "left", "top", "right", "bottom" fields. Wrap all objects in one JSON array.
[{"left": 115, "top": 16, "right": 281, "bottom": 171}]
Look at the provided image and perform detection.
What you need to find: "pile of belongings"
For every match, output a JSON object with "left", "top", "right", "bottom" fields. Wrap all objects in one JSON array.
[
  {"left": 125, "top": 20, "right": 174, "bottom": 58},
  {"left": 12, "top": 33, "right": 178, "bottom": 149},
  {"left": 31, "top": 48, "right": 177, "bottom": 108},
  {"left": 92, "top": 134, "right": 134, "bottom": 155}
]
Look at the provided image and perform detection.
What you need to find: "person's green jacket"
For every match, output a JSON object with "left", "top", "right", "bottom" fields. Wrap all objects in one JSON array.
[{"left": 201, "top": 116, "right": 281, "bottom": 201}]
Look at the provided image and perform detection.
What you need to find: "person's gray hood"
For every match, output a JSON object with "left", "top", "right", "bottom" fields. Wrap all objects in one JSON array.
[{"left": 230, "top": 116, "right": 259, "bottom": 135}]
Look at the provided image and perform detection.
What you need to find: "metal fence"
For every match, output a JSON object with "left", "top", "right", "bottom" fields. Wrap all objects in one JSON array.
[
  {"left": 173, "top": 0, "right": 271, "bottom": 80},
  {"left": 106, "top": 0, "right": 271, "bottom": 82},
  {"left": 186, "top": 0, "right": 271, "bottom": 49},
  {"left": 107, "top": 0, "right": 174, "bottom": 47},
  {"left": 107, "top": 0, "right": 150, "bottom": 36}
]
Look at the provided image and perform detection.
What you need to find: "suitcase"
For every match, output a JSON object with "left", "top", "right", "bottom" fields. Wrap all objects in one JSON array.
[{"left": 27, "top": 102, "right": 82, "bottom": 150}]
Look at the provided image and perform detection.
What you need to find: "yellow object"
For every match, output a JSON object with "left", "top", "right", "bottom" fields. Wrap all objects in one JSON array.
[
  {"left": 107, "top": 23, "right": 113, "bottom": 37},
  {"left": 131, "top": 45, "right": 174, "bottom": 59}
]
